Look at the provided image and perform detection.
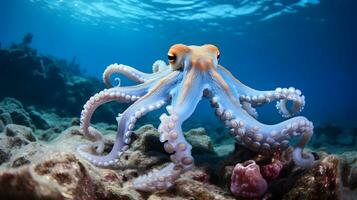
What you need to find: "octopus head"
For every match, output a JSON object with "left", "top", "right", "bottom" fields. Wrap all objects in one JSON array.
[
  {"left": 167, "top": 44, "right": 230, "bottom": 106},
  {"left": 168, "top": 44, "right": 220, "bottom": 72}
]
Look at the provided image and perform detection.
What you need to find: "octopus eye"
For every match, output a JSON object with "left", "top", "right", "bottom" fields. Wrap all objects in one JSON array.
[
  {"left": 217, "top": 54, "right": 220, "bottom": 60},
  {"left": 168, "top": 53, "right": 176, "bottom": 62}
]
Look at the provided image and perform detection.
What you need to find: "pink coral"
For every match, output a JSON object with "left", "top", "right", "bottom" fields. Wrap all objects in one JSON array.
[
  {"left": 261, "top": 159, "right": 283, "bottom": 181},
  {"left": 230, "top": 160, "right": 268, "bottom": 198}
]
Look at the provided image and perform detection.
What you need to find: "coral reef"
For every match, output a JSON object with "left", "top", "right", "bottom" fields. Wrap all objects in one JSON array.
[
  {"left": 0, "top": 97, "right": 74, "bottom": 140},
  {"left": 0, "top": 97, "right": 34, "bottom": 129},
  {"left": 0, "top": 34, "right": 125, "bottom": 123},
  {"left": 310, "top": 123, "right": 357, "bottom": 153},
  {"left": 283, "top": 154, "right": 339, "bottom": 199},
  {"left": 0, "top": 123, "right": 229, "bottom": 199},
  {"left": 0, "top": 114, "right": 355, "bottom": 199}
]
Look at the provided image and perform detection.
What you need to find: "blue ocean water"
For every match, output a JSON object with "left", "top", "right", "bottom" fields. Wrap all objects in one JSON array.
[{"left": 0, "top": 0, "right": 356, "bottom": 127}]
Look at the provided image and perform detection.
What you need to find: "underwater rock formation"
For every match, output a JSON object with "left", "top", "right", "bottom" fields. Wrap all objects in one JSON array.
[
  {"left": 310, "top": 123, "right": 357, "bottom": 154},
  {"left": 0, "top": 34, "right": 125, "bottom": 123},
  {"left": 0, "top": 153, "right": 97, "bottom": 200},
  {"left": 0, "top": 120, "right": 355, "bottom": 199},
  {"left": 0, "top": 123, "right": 228, "bottom": 199},
  {"left": 283, "top": 154, "right": 339, "bottom": 199},
  {"left": 0, "top": 97, "right": 75, "bottom": 141},
  {"left": 0, "top": 97, "right": 34, "bottom": 130},
  {"left": 0, "top": 124, "right": 37, "bottom": 166}
]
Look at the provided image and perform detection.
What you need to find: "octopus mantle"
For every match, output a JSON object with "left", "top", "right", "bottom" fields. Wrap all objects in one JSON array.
[{"left": 78, "top": 44, "right": 314, "bottom": 192}]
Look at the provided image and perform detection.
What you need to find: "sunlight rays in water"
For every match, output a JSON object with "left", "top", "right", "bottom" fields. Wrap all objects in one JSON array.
[{"left": 29, "top": 0, "right": 320, "bottom": 31}]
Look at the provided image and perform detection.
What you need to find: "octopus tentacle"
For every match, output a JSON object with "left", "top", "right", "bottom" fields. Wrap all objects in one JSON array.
[
  {"left": 217, "top": 65, "right": 305, "bottom": 118},
  {"left": 209, "top": 77, "right": 314, "bottom": 168},
  {"left": 103, "top": 62, "right": 171, "bottom": 88},
  {"left": 103, "top": 63, "right": 149, "bottom": 87},
  {"left": 152, "top": 60, "right": 168, "bottom": 73},
  {"left": 80, "top": 80, "right": 160, "bottom": 153},
  {"left": 241, "top": 101, "right": 258, "bottom": 119},
  {"left": 133, "top": 69, "right": 205, "bottom": 191},
  {"left": 80, "top": 88, "right": 136, "bottom": 153},
  {"left": 77, "top": 72, "right": 179, "bottom": 166}
]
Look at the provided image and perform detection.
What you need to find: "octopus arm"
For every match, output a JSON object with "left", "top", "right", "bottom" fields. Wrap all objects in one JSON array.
[
  {"left": 80, "top": 79, "right": 161, "bottom": 149},
  {"left": 133, "top": 69, "right": 207, "bottom": 191},
  {"left": 217, "top": 65, "right": 305, "bottom": 118},
  {"left": 209, "top": 76, "right": 315, "bottom": 168},
  {"left": 77, "top": 72, "right": 179, "bottom": 166},
  {"left": 103, "top": 61, "right": 171, "bottom": 88}
]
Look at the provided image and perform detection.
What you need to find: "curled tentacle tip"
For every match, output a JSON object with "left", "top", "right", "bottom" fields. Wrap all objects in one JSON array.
[
  {"left": 95, "top": 141, "right": 105, "bottom": 155},
  {"left": 292, "top": 147, "right": 315, "bottom": 168},
  {"left": 114, "top": 77, "right": 121, "bottom": 87},
  {"left": 276, "top": 100, "right": 301, "bottom": 118},
  {"left": 152, "top": 60, "right": 167, "bottom": 72}
]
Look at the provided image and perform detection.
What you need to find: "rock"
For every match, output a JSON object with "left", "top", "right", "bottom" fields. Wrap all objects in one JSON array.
[
  {"left": 350, "top": 167, "right": 357, "bottom": 189},
  {"left": 171, "top": 177, "right": 235, "bottom": 200},
  {"left": 0, "top": 125, "right": 144, "bottom": 199},
  {"left": 28, "top": 110, "right": 50, "bottom": 129},
  {"left": 212, "top": 132, "right": 235, "bottom": 157},
  {"left": 339, "top": 151, "right": 357, "bottom": 190},
  {"left": 0, "top": 97, "right": 34, "bottom": 129},
  {"left": 0, "top": 124, "right": 37, "bottom": 166},
  {"left": 148, "top": 194, "right": 187, "bottom": 200},
  {"left": 184, "top": 127, "right": 214, "bottom": 154},
  {"left": 9, "top": 142, "right": 43, "bottom": 168},
  {"left": 4, "top": 124, "right": 36, "bottom": 142},
  {"left": 184, "top": 167, "right": 211, "bottom": 184},
  {"left": 0, "top": 98, "right": 75, "bottom": 135},
  {"left": 37, "top": 127, "right": 65, "bottom": 141},
  {"left": 0, "top": 152, "right": 96, "bottom": 200},
  {"left": 132, "top": 124, "right": 215, "bottom": 156},
  {"left": 113, "top": 125, "right": 169, "bottom": 170},
  {"left": 283, "top": 154, "right": 340, "bottom": 200},
  {"left": 0, "top": 124, "right": 234, "bottom": 199},
  {"left": 131, "top": 124, "right": 164, "bottom": 153},
  {"left": 311, "top": 123, "right": 357, "bottom": 153},
  {"left": 35, "top": 115, "right": 72, "bottom": 141},
  {"left": 71, "top": 117, "right": 80, "bottom": 126},
  {"left": 0, "top": 122, "right": 355, "bottom": 200},
  {"left": 0, "top": 35, "right": 126, "bottom": 123},
  {"left": 0, "top": 112, "right": 12, "bottom": 125},
  {"left": 0, "top": 147, "right": 9, "bottom": 165},
  {"left": 0, "top": 120, "right": 4, "bottom": 132}
]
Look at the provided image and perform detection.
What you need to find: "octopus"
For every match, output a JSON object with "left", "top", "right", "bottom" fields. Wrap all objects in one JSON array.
[{"left": 78, "top": 44, "right": 315, "bottom": 191}]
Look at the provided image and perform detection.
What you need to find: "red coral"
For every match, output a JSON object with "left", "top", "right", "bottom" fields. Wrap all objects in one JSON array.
[
  {"left": 261, "top": 159, "right": 283, "bottom": 181},
  {"left": 230, "top": 160, "right": 268, "bottom": 198}
]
